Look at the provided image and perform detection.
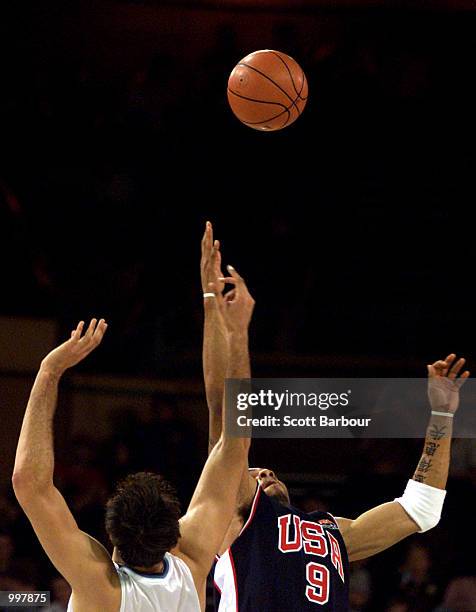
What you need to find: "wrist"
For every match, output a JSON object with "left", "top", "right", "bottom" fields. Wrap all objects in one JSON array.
[
  {"left": 39, "top": 362, "right": 64, "bottom": 380},
  {"left": 431, "top": 410, "right": 454, "bottom": 418}
]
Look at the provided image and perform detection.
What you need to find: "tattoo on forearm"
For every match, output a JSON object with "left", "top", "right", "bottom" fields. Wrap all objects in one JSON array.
[
  {"left": 425, "top": 442, "right": 440, "bottom": 456},
  {"left": 429, "top": 424, "right": 448, "bottom": 440},
  {"left": 417, "top": 458, "right": 433, "bottom": 473},
  {"left": 412, "top": 412, "right": 453, "bottom": 486}
]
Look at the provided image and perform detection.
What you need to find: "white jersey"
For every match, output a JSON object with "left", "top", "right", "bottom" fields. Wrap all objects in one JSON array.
[{"left": 67, "top": 552, "right": 200, "bottom": 612}]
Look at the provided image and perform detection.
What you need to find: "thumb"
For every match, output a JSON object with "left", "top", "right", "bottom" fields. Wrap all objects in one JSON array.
[{"left": 227, "top": 265, "right": 244, "bottom": 283}]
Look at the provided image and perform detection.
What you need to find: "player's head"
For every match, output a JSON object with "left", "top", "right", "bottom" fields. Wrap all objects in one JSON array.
[
  {"left": 105, "top": 472, "right": 181, "bottom": 568},
  {"left": 249, "top": 467, "right": 290, "bottom": 505}
]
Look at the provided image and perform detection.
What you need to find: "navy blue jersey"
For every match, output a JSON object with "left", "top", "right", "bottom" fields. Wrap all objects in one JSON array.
[{"left": 214, "top": 485, "right": 349, "bottom": 611}]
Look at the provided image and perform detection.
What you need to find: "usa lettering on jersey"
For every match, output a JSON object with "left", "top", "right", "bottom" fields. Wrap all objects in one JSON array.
[{"left": 277, "top": 514, "right": 344, "bottom": 605}]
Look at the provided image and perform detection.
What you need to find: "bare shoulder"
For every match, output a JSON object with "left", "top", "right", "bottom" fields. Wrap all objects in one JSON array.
[
  {"left": 69, "top": 588, "right": 121, "bottom": 612},
  {"left": 173, "top": 522, "right": 202, "bottom": 580},
  {"left": 335, "top": 517, "right": 353, "bottom": 536},
  {"left": 71, "top": 533, "right": 120, "bottom": 609},
  {"left": 80, "top": 532, "right": 118, "bottom": 577},
  {"left": 219, "top": 473, "right": 258, "bottom": 553}
]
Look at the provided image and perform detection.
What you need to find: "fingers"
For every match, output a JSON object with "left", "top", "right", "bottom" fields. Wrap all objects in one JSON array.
[
  {"left": 443, "top": 353, "right": 456, "bottom": 375},
  {"left": 215, "top": 250, "right": 223, "bottom": 278},
  {"left": 431, "top": 354, "right": 454, "bottom": 377},
  {"left": 92, "top": 319, "right": 108, "bottom": 345},
  {"left": 218, "top": 266, "right": 245, "bottom": 287},
  {"left": 212, "top": 239, "right": 220, "bottom": 256},
  {"left": 456, "top": 370, "right": 470, "bottom": 389},
  {"left": 201, "top": 220, "right": 213, "bottom": 254},
  {"left": 71, "top": 321, "right": 85, "bottom": 341},
  {"left": 430, "top": 354, "right": 470, "bottom": 383},
  {"left": 431, "top": 359, "right": 449, "bottom": 376},
  {"left": 83, "top": 318, "right": 98, "bottom": 340},
  {"left": 448, "top": 357, "right": 465, "bottom": 380},
  {"left": 72, "top": 318, "right": 108, "bottom": 346},
  {"left": 225, "top": 288, "right": 236, "bottom": 302},
  {"left": 210, "top": 238, "right": 221, "bottom": 266},
  {"left": 227, "top": 265, "right": 243, "bottom": 282}
]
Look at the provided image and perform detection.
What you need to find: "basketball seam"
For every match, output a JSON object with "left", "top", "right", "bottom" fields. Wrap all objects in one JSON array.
[
  {"left": 227, "top": 88, "right": 288, "bottom": 111},
  {"left": 228, "top": 73, "right": 305, "bottom": 129},
  {"left": 228, "top": 88, "right": 305, "bottom": 128},
  {"left": 237, "top": 62, "right": 299, "bottom": 110},
  {"left": 280, "top": 90, "right": 304, "bottom": 127},
  {"left": 269, "top": 51, "right": 307, "bottom": 105},
  {"left": 240, "top": 106, "right": 290, "bottom": 127},
  {"left": 242, "top": 105, "right": 291, "bottom": 128},
  {"left": 228, "top": 88, "right": 291, "bottom": 126}
]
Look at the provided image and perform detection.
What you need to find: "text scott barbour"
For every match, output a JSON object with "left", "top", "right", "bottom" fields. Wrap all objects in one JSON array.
[{"left": 236, "top": 415, "right": 372, "bottom": 427}]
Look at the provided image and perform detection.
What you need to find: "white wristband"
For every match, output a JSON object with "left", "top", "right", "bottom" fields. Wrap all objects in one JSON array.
[
  {"left": 431, "top": 411, "right": 454, "bottom": 418},
  {"left": 203, "top": 293, "right": 216, "bottom": 299},
  {"left": 395, "top": 479, "right": 446, "bottom": 532}
]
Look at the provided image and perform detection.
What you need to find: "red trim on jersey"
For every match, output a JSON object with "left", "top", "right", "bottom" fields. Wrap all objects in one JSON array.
[
  {"left": 213, "top": 579, "right": 222, "bottom": 594},
  {"left": 229, "top": 549, "right": 239, "bottom": 612},
  {"left": 327, "top": 531, "right": 345, "bottom": 582},
  {"left": 238, "top": 483, "right": 261, "bottom": 536}
]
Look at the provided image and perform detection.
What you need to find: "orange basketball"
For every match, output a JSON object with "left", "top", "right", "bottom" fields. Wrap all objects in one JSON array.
[{"left": 227, "top": 49, "right": 308, "bottom": 131}]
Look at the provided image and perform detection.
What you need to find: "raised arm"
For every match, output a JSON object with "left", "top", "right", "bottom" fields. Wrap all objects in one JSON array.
[
  {"left": 201, "top": 221, "right": 228, "bottom": 453},
  {"left": 201, "top": 223, "right": 257, "bottom": 510},
  {"left": 337, "top": 354, "right": 469, "bottom": 562},
  {"left": 11, "top": 320, "right": 116, "bottom": 599},
  {"left": 177, "top": 266, "right": 254, "bottom": 593}
]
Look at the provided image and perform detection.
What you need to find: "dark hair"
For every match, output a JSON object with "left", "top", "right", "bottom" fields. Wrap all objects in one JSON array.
[{"left": 105, "top": 472, "right": 181, "bottom": 568}]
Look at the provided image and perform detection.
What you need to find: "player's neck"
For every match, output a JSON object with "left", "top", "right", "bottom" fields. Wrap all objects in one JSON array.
[
  {"left": 112, "top": 547, "right": 165, "bottom": 574},
  {"left": 130, "top": 561, "right": 165, "bottom": 574}
]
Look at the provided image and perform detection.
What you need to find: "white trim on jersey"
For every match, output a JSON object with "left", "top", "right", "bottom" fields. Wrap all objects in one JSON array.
[
  {"left": 214, "top": 549, "right": 238, "bottom": 612},
  {"left": 66, "top": 552, "right": 200, "bottom": 612},
  {"left": 214, "top": 484, "right": 261, "bottom": 611}
]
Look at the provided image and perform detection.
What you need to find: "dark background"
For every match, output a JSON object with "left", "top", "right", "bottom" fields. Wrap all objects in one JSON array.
[{"left": 1, "top": 1, "right": 475, "bottom": 611}]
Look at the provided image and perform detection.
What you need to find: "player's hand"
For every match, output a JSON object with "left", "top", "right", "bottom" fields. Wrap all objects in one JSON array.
[
  {"left": 427, "top": 354, "right": 470, "bottom": 414},
  {"left": 208, "top": 265, "right": 254, "bottom": 334},
  {"left": 201, "top": 221, "right": 224, "bottom": 295},
  {"left": 41, "top": 319, "right": 108, "bottom": 377}
]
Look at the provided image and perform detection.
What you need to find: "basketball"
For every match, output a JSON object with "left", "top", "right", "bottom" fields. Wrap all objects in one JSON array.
[{"left": 227, "top": 49, "right": 308, "bottom": 131}]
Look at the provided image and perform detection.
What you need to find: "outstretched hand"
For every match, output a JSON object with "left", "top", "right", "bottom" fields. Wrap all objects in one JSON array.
[
  {"left": 41, "top": 319, "right": 108, "bottom": 376},
  {"left": 427, "top": 353, "right": 470, "bottom": 414},
  {"left": 208, "top": 265, "right": 255, "bottom": 334}
]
